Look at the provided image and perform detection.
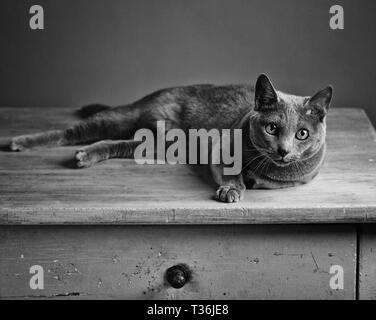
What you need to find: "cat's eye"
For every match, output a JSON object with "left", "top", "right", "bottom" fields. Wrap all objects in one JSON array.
[
  {"left": 265, "top": 123, "right": 278, "bottom": 135},
  {"left": 296, "top": 129, "right": 309, "bottom": 140}
]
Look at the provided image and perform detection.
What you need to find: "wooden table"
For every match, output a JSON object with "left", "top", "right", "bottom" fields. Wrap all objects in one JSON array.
[{"left": 0, "top": 107, "right": 375, "bottom": 299}]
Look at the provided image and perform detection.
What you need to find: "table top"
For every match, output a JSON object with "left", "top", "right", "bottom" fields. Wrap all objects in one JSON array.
[{"left": 0, "top": 107, "right": 375, "bottom": 225}]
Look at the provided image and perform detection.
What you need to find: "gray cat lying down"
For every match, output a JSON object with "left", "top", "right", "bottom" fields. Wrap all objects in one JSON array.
[{"left": 9, "top": 74, "right": 332, "bottom": 203}]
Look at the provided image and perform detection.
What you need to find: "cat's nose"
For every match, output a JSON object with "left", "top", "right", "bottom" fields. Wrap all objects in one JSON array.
[{"left": 277, "top": 148, "right": 290, "bottom": 158}]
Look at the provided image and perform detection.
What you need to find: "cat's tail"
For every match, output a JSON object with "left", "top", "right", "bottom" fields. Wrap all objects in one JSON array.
[{"left": 76, "top": 104, "right": 112, "bottom": 118}]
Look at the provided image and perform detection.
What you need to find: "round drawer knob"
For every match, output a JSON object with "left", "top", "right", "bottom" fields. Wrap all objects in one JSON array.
[{"left": 165, "top": 264, "right": 191, "bottom": 289}]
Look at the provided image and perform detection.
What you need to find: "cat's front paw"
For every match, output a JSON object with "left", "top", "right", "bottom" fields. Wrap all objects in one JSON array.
[
  {"left": 75, "top": 150, "right": 95, "bottom": 168},
  {"left": 10, "top": 136, "right": 29, "bottom": 151},
  {"left": 215, "top": 185, "right": 244, "bottom": 203}
]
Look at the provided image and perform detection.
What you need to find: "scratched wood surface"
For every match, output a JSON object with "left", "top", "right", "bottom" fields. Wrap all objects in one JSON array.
[
  {"left": 0, "top": 107, "right": 375, "bottom": 224},
  {"left": 359, "top": 225, "right": 376, "bottom": 300},
  {"left": 0, "top": 225, "right": 356, "bottom": 300}
]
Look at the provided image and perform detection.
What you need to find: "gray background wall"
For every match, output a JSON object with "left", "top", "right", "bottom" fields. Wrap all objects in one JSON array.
[{"left": 1, "top": 0, "right": 375, "bottom": 124}]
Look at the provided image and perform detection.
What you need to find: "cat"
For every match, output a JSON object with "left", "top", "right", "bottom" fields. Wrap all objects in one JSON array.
[{"left": 9, "top": 74, "right": 332, "bottom": 203}]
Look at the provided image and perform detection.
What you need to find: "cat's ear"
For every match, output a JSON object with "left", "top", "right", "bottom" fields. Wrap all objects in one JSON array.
[
  {"left": 255, "top": 74, "right": 278, "bottom": 111},
  {"left": 306, "top": 86, "right": 333, "bottom": 121}
]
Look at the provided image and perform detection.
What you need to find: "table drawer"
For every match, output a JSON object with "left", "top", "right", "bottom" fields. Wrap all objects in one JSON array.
[{"left": 0, "top": 225, "right": 356, "bottom": 299}]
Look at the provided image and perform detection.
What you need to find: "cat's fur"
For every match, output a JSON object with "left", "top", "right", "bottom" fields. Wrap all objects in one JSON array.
[{"left": 9, "top": 74, "right": 332, "bottom": 203}]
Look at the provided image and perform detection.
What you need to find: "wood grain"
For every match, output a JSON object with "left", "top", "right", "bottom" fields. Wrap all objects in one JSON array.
[
  {"left": 359, "top": 225, "right": 376, "bottom": 300},
  {"left": 0, "top": 107, "right": 375, "bottom": 224},
  {"left": 0, "top": 225, "right": 356, "bottom": 299}
]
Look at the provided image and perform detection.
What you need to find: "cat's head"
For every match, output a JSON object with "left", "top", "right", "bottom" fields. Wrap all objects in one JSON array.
[{"left": 249, "top": 74, "right": 332, "bottom": 167}]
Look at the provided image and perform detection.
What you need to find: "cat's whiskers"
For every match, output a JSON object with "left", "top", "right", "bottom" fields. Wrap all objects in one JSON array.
[
  {"left": 241, "top": 153, "right": 266, "bottom": 173},
  {"left": 260, "top": 158, "right": 270, "bottom": 174},
  {"left": 258, "top": 158, "right": 269, "bottom": 176},
  {"left": 296, "top": 159, "right": 306, "bottom": 177},
  {"left": 242, "top": 153, "right": 264, "bottom": 169},
  {"left": 242, "top": 147, "right": 261, "bottom": 153},
  {"left": 291, "top": 159, "right": 304, "bottom": 178},
  {"left": 242, "top": 157, "right": 264, "bottom": 175},
  {"left": 264, "top": 157, "right": 272, "bottom": 176},
  {"left": 292, "top": 162, "right": 300, "bottom": 178},
  {"left": 251, "top": 157, "right": 269, "bottom": 175}
]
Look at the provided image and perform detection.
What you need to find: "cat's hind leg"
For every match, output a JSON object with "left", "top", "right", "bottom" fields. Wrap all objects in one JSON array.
[
  {"left": 75, "top": 140, "right": 142, "bottom": 168},
  {"left": 10, "top": 130, "right": 67, "bottom": 151},
  {"left": 9, "top": 111, "right": 135, "bottom": 151}
]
